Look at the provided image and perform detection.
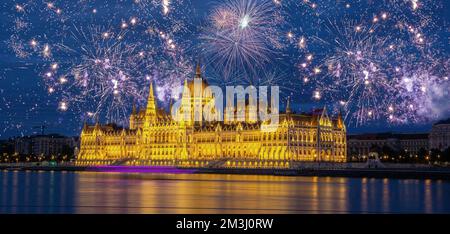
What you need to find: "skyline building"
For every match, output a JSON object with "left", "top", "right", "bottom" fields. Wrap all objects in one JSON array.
[{"left": 77, "top": 65, "right": 347, "bottom": 168}]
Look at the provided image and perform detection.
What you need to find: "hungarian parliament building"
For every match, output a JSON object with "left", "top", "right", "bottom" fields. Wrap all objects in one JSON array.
[{"left": 77, "top": 65, "right": 347, "bottom": 168}]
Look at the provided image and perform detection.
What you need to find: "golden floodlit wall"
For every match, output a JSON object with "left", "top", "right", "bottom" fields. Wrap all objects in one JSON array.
[{"left": 77, "top": 65, "right": 347, "bottom": 168}]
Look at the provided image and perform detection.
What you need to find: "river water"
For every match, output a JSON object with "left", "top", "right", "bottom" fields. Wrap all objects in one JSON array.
[{"left": 1, "top": 170, "right": 449, "bottom": 213}]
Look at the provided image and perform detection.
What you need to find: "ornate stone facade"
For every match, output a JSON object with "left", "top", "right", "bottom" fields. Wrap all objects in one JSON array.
[{"left": 77, "top": 65, "right": 347, "bottom": 168}]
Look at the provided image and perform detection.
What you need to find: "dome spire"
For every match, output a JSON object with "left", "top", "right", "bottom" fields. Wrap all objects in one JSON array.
[{"left": 195, "top": 61, "right": 201, "bottom": 79}]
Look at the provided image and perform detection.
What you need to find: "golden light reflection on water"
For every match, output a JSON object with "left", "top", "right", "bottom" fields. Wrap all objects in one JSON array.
[
  {"left": 424, "top": 179, "right": 432, "bottom": 213},
  {"left": 1, "top": 171, "right": 450, "bottom": 214},
  {"left": 382, "top": 178, "right": 390, "bottom": 212}
]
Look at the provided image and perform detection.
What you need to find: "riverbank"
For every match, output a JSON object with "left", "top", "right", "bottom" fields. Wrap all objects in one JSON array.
[
  {"left": 1, "top": 163, "right": 450, "bottom": 180},
  {"left": 197, "top": 167, "right": 450, "bottom": 180}
]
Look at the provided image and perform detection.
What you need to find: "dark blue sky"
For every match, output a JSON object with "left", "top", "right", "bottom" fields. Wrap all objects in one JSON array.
[{"left": 0, "top": 0, "right": 449, "bottom": 138}]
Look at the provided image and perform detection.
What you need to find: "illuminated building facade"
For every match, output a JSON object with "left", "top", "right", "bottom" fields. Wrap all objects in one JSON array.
[
  {"left": 77, "top": 65, "right": 347, "bottom": 168},
  {"left": 429, "top": 118, "right": 450, "bottom": 151},
  {"left": 347, "top": 133, "right": 429, "bottom": 160},
  {"left": 14, "top": 134, "right": 79, "bottom": 157}
]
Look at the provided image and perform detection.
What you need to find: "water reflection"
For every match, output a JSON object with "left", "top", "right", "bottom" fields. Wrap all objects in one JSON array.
[
  {"left": 0, "top": 171, "right": 77, "bottom": 213},
  {"left": 1, "top": 171, "right": 450, "bottom": 213}
]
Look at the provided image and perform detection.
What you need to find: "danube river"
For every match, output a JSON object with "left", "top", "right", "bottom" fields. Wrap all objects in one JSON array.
[{"left": 1, "top": 170, "right": 450, "bottom": 213}]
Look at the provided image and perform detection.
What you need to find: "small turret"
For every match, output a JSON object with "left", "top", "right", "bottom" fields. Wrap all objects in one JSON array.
[
  {"left": 286, "top": 96, "right": 292, "bottom": 115},
  {"left": 130, "top": 103, "right": 137, "bottom": 130},
  {"left": 82, "top": 122, "right": 88, "bottom": 133},
  {"left": 195, "top": 61, "right": 201, "bottom": 79},
  {"left": 132, "top": 102, "right": 136, "bottom": 115},
  {"left": 179, "top": 79, "right": 192, "bottom": 124},
  {"left": 145, "top": 82, "right": 157, "bottom": 123},
  {"left": 182, "top": 79, "right": 190, "bottom": 102},
  {"left": 169, "top": 98, "right": 174, "bottom": 115},
  {"left": 94, "top": 119, "right": 100, "bottom": 134},
  {"left": 337, "top": 111, "right": 345, "bottom": 129},
  {"left": 318, "top": 106, "right": 332, "bottom": 127},
  {"left": 246, "top": 90, "right": 257, "bottom": 123}
]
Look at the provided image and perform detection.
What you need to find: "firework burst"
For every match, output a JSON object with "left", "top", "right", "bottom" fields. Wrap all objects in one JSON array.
[
  {"left": 3, "top": 0, "right": 195, "bottom": 126},
  {"left": 304, "top": 19, "right": 403, "bottom": 125},
  {"left": 1, "top": 0, "right": 448, "bottom": 137},
  {"left": 199, "top": 0, "right": 286, "bottom": 83},
  {"left": 393, "top": 58, "right": 450, "bottom": 123},
  {"left": 40, "top": 25, "right": 150, "bottom": 123}
]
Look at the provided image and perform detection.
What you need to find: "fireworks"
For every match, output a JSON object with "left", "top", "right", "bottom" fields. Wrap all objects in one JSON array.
[
  {"left": 1, "top": 0, "right": 448, "bottom": 137},
  {"left": 2, "top": 0, "right": 195, "bottom": 126},
  {"left": 52, "top": 26, "right": 152, "bottom": 122},
  {"left": 133, "top": 0, "right": 171, "bottom": 15},
  {"left": 393, "top": 59, "right": 450, "bottom": 123},
  {"left": 313, "top": 20, "right": 397, "bottom": 125},
  {"left": 292, "top": 0, "right": 447, "bottom": 126},
  {"left": 199, "top": 0, "right": 286, "bottom": 83}
]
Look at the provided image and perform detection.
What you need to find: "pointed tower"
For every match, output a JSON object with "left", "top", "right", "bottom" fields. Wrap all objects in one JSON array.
[
  {"left": 81, "top": 122, "right": 88, "bottom": 134},
  {"left": 337, "top": 111, "right": 345, "bottom": 130},
  {"left": 319, "top": 106, "right": 331, "bottom": 127},
  {"left": 193, "top": 62, "right": 203, "bottom": 123},
  {"left": 195, "top": 62, "right": 202, "bottom": 79},
  {"left": 246, "top": 90, "right": 257, "bottom": 123},
  {"left": 286, "top": 96, "right": 292, "bottom": 115},
  {"left": 169, "top": 98, "right": 174, "bottom": 117},
  {"left": 182, "top": 79, "right": 191, "bottom": 104},
  {"left": 132, "top": 102, "right": 137, "bottom": 115},
  {"left": 93, "top": 119, "right": 100, "bottom": 135},
  {"left": 145, "top": 82, "right": 157, "bottom": 123},
  {"left": 179, "top": 79, "right": 192, "bottom": 124},
  {"left": 130, "top": 103, "right": 137, "bottom": 130}
]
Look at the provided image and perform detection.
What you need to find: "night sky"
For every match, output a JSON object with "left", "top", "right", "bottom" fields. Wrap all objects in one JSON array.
[{"left": 0, "top": 0, "right": 449, "bottom": 138}]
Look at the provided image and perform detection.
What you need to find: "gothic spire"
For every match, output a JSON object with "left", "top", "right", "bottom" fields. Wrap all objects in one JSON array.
[
  {"left": 132, "top": 102, "right": 136, "bottom": 115},
  {"left": 286, "top": 96, "right": 292, "bottom": 114},
  {"left": 337, "top": 110, "right": 345, "bottom": 129},
  {"left": 146, "top": 82, "right": 157, "bottom": 116},
  {"left": 182, "top": 79, "right": 190, "bottom": 102},
  {"left": 195, "top": 61, "right": 201, "bottom": 79},
  {"left": 82, "top": 121, "right": 88, "bottom": 132}
]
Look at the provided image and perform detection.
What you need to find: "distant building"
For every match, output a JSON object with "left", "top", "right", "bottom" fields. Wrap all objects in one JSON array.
[
  {"left": 347, "top": 133, "right": 429, "bottom": 159},
  {"left": 14, "top": 137, "right": 32, "bottom": 155},
  {"left": 0, "top": 139, "right": 15, "bottom": 155},
  {"left": 14, "top": 134, "right": 79, "bottom": 156},
  {"left": 429, "top": 118, "right": 450, "bottom": 151}
]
